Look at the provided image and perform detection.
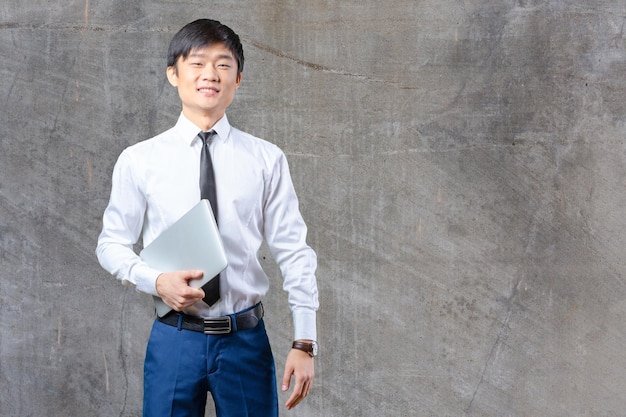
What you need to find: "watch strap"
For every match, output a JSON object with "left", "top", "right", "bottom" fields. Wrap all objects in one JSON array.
[{"left": 292, "top": 341, "right": 316, "bottom": 357}]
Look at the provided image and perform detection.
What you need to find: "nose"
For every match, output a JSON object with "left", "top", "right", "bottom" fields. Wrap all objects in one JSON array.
[{"left": 202, "top": 65, "right": 218, "bottom": 81}]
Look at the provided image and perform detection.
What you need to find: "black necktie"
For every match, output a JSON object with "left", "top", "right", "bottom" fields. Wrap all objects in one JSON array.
[{"left": 198, "top": 130, "right": 220, "bottom": 306}]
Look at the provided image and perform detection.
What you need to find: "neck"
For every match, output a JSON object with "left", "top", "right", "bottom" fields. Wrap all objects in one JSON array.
[{"left": 183, "top": 109, "right": 225, "bottom": 131}]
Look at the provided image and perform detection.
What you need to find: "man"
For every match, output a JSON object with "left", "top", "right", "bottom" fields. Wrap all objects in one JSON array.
[{"left": 96, "top": 19, "right": 319, "bottom": 417}]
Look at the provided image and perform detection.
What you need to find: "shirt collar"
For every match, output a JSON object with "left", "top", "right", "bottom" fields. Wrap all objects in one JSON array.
[{"left": 175, "top": 112, "right": 231, "bottom": 146}]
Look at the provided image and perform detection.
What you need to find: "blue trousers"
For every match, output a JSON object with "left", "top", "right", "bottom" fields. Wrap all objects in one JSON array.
[{"left": 143, "top": 316, "right": 278, "bottom": 417}]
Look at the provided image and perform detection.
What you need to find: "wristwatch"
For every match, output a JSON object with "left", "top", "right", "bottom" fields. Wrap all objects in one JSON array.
[{"left": 292, "top": 340, "right": 318, "bottom": 357}]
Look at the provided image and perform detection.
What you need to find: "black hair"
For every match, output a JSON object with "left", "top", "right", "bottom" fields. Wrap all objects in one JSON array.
[{"left": 167, "top": 19, "right": 244, "bottom": 74}]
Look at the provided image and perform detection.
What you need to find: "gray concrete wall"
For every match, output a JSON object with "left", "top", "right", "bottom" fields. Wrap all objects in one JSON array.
[{"left": 1, "top": 1, "right": 625, "bottom": 416}]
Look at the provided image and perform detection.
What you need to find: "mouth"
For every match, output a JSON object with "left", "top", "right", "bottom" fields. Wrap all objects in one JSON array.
[{"left": 198, "top": 86, "right": 219, "bottom": 94}]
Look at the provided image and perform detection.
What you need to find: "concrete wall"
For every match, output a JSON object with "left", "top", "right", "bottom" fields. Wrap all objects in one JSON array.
[{"left": 1, "top": 1, "right": 625, "bottom": 416}]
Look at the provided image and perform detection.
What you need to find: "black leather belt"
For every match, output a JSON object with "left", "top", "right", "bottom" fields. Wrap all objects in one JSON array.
[{"left": 158, "top": 302, "right": 264, "bottom": 335}]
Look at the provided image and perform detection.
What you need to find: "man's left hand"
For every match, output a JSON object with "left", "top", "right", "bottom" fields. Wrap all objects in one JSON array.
[{"left": 281, "top": 347, "right": 315, "bottom": 410}]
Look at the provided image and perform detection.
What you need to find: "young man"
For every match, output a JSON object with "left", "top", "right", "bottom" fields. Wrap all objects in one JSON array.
[{"left": 96, "top": 19, "right": 319, "bottom": 416}]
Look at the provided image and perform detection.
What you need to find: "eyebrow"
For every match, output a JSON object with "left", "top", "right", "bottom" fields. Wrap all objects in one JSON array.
[{"left": 188, "top": 52, "right": 235, "bottom": 61}]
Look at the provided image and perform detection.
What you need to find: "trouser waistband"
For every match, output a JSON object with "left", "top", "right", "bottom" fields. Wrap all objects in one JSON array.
[{"left": 157, "top": 302, "right": 264, "bottom": 335}]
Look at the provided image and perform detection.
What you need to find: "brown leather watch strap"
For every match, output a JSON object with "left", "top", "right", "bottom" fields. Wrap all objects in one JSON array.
[{"left": 292, "top": 341, "right": 317, "bottom": 357}]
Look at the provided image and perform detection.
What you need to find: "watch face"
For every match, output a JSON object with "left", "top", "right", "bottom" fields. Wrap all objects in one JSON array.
[{"left": 312, "top": 342, "right": 318, "bottom": 356}]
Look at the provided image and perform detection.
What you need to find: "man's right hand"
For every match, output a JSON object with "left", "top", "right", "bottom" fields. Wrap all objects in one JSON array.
[{"left": 155, "top": 270, "right": 206, "bottom": 311}]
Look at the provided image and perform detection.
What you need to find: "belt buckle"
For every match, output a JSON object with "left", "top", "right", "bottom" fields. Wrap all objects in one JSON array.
[{"left": 203, "top": 317, "right": 232, "bottom": 335}]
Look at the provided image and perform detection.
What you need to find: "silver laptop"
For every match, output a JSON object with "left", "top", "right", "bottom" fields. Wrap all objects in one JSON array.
[{"left": 139, "top": 199, "right": 227, "bottom": 317}]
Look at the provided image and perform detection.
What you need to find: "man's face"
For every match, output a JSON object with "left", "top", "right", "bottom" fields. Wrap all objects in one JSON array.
[{"left": 167, "top": 43, "right": 242, "bottom": 125}]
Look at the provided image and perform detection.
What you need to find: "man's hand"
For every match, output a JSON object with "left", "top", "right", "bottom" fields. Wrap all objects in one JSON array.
[
  {"left": 155, "top": 270, "right": 205, "bottom": 311},
  {"left": 281, "top": 347, "right": 315, "bottom": 410}
]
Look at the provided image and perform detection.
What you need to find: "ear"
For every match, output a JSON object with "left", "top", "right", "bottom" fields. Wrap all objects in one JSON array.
[
  {"left": 166, "top": 65, "right": 178, "bottom": 87},
  {"left": 235, "top": 72, "right": 242, "bottom": 89}
]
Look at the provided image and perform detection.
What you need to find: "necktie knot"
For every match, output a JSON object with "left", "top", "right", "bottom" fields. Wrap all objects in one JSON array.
[{"left": 199, "top": 130, "right": 216, "bottom": 146}]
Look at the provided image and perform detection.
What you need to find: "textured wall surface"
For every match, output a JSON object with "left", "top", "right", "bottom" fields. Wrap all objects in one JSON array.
[{"left": 1, "top": 1, "right": 626, "bottom": 416}]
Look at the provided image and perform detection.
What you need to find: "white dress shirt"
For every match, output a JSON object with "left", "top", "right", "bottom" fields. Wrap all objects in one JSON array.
[{"left": 96, "top": 113, "right": 318, "bottom": 341}]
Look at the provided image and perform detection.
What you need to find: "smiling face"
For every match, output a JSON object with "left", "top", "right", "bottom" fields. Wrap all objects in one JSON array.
[{"left": 166, "top": 42, "right": 242, "bottom": 130}]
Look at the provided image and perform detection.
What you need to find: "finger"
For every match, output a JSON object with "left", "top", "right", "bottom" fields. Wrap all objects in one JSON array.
[
  {"left": 183, "top": 288, "right": 205, "bottom": 305},
  {"left": 286, "top": 392, "right": 304, "bottom": 410},
  {"left": 299, "top": 378, "right": 312, "bottom": 400},
  {"left": 281, "top": 366, "right": 292, "bottom": 392},
  {"left": 301, "top": 378, "right": 311, "bottom": 398},
  {"left": 285, "top": 379, "right": 305, "bottom": 410},
  {"left": 183, "top": 270, "right": 204, "bottom": 282},
  {"left": 285, "top": 391, "right": 301, "bottom": 410},
  {"left": 167, "top": 296, "right": 185, "bottom": 311}
]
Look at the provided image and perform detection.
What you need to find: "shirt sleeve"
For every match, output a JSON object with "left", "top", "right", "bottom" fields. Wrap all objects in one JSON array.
[
  {"left": 263, "top": 152, "right": 319, "bottom": 341},
  {"left": 95, "top": 149, "right": 161, "bottom": 296}
]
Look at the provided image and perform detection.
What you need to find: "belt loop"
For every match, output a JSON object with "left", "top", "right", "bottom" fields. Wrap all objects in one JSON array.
[
  {"left": 229, "top": 313, "right": 238, "bottom": 332},
  {"left": 177, "top": 313, "right": 183, "bottom": 331}
]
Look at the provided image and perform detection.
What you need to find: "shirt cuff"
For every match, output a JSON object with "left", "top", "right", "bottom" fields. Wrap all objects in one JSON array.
[
  {"left": 292, "top": 308, "right": 317, "bottom": 341},
  {"left": 131, "top": 263, "right": 162, "bottom": 296}
]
